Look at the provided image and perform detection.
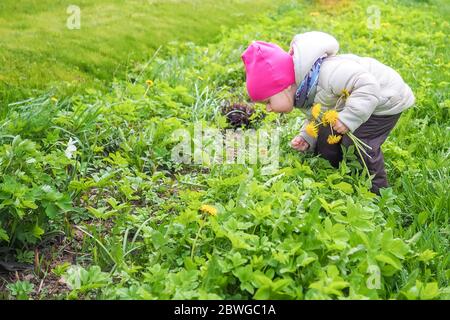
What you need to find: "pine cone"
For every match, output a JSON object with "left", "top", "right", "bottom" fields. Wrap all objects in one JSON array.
[{"left": 223, "top": 103, "right": 255, "bottom": 128}]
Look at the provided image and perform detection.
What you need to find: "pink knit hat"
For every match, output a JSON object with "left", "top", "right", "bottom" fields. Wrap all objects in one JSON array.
[{"left": 241, "top": 41, "right": 295, "bottom": 101}]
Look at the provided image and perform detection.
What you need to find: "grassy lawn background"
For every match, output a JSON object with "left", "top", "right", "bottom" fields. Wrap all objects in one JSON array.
[{"left": 0, "top": 0, "right": 286, "bottom": 111}]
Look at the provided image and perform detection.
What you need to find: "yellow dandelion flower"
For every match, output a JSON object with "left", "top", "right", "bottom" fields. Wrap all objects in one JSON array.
[
  {"left": 200, "top": 204, "right": 217, "bottom": 216},
  {"left": 146, "top": 79, "right": 154, "bottom": 87},
  {"left": 341, "top": 89, "right": 350, "bottom": 98},
  {"left": 305, "top": 121, "right": 318, "bottom": 138},
  {"left": 51, "top": 97, "right": 58, "bottom": 103},
  {"left": 311, "top": 103, "right": 322, "bottom": 120},
  {"left": 327, "top": 134, "right": 342, "bottom": 145},
  {"left": 322, "top": 110, "right": 339, "bottom": 126}
]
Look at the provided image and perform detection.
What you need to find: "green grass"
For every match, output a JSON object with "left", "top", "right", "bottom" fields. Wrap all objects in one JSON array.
[{"left": 0, "top": 0, "right": 284, "bottom": 113}]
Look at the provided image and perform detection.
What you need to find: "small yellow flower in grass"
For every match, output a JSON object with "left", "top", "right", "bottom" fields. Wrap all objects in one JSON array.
[
  {"left": 305, "top": 121, "right": 318, "bottom": 138},
  {"left": 311, "top": 103, "right": 322, "bottom": 120},
  {"left": 322, "top": 110, "right": 339, "bottom": 126},
  {"left": 310, "top": 11, "right": 320, "bottom": 16},
  {"left": 327, "top": 134, "right": 342, "bottom": 145},
  {"left": 200, "top": 204, "right": 217, "bottom": 216},
  {"left": 51, "top": 97, "right": 58, "bottom": 103},
  {"left": 146, "top": 80, "right": 154, "bottom": 87}
]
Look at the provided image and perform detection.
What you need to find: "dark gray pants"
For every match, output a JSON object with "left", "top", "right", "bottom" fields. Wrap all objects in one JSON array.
[{"left": 315, "top": 113, "right": 402, "bottom": 194}]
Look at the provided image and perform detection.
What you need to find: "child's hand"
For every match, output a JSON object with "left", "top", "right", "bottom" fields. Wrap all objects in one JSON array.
[
  {"left": 291, "top": 136, "right": 310, "bottom": 152},
  {"left": 333, "top": 119, "right": 349, "bottom": 134}
]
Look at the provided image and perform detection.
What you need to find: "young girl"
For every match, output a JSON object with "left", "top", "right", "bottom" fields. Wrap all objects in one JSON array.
[{"left": 241, "top": 31, "right": 415, "bottom": 194}]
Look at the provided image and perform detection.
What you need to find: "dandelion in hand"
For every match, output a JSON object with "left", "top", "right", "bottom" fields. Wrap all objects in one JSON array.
[
  {"left": 327, "top": 134, "right": 342, "bottom": 144},
  {"left": 322, "top": 110, "right": 339, "bottom": 126},
  {"left": 311, "top": 103, "right": 322, "bottom": 120},
  {"left": 303, "top": 105, "right": 373, "bottom": 177},
  {"left": 305, "top": 121, "right": 319, "bottom": 138}
]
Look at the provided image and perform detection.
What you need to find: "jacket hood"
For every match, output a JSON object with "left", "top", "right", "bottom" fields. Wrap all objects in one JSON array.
[{"left": 290, "top": 31, "right": 340, "bottom": 84}]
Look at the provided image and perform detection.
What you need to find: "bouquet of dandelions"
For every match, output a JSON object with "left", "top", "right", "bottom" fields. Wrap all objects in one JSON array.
[{"left": 304, "top": 89, "right": 373, "bottom": 176}]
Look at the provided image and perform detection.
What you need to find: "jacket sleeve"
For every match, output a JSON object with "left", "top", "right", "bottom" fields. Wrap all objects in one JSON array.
[{"left": 327, "top": 60, "right": 381, "bottom": 132}]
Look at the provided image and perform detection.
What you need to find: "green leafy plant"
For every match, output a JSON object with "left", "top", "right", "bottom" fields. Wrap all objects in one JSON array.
[
  {"left": 7, "top": 281, "right": 34, "bottom": 300},
  {"left": 63, "top": 265, "right": 112, "bottom": 298}
]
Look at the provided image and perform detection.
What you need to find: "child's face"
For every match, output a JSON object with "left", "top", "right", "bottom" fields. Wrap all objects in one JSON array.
[{"left": 260, "top": 86, "right": 295, "bottom": 113}]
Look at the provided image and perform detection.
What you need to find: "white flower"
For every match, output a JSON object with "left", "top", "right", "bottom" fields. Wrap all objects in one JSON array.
[
  {"left": 65, "top": 138, "right": 77, "bottom": 159},
  {"left": 41, "top": 185, "right": 53, "bottom": 193}
]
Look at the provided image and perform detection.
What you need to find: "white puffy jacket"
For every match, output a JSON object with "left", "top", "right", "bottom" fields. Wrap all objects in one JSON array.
[{"left": 291, "top": 31, "right": 415, "bottom": 150}]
